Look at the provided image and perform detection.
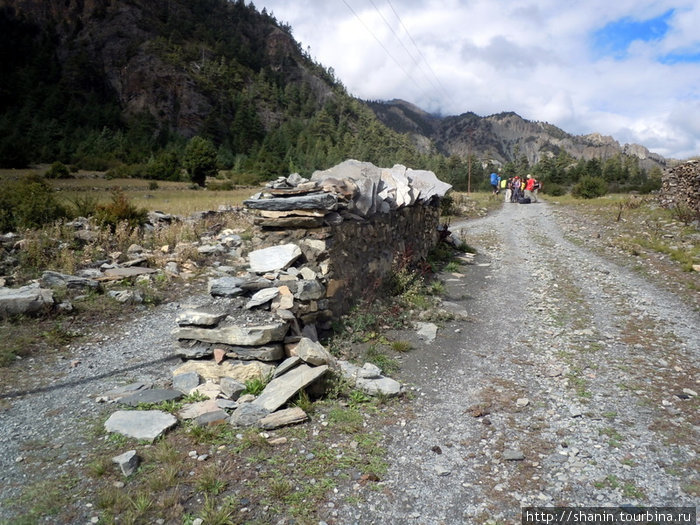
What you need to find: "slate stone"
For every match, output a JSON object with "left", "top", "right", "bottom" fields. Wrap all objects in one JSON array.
[
  {"left": 173, "top": 360, "right": 276, "bottom": 384},
  {"left": 178, "top": 400, "right": 221, "bottom": 420},
  {"left": 41, "top": 271, "right": 100, "bottom": 290},
  {"left": 100, "top": 382, "right": 152, "bottom": 401},
  {"left": 356, "top": 376, "right": 402, "bottom": 397},
  {"left": 173, "top": 321, "right": 289, "bottom": 346},
  {"left": 176, "top": 309, "right": 227, "bottom": 327},
  {"left": 194, "top": 409, "right": 230, "bottom": 427},
  {"left": 172, "top": 372, "right": 200, "bottom": 393},
  {"left": 0, "top": 283, "right": 54, "bottom": 317},
  {"left": 208, "top": 277, "right": 245, "bottom": 297},
  {"left": 245, "top": 288, "right": 279, "bottom": 309},
  {"left": 229, "top": 403, "right": 269, "bottom": 428},
  {"left": 248, "top": 244, "right": 302, "bottom": 273},
  {"left": 224, "top": 344, "right": 284, "bottom": 362},
  {"left": 220, "top": 377, "right": 246, "bottom": 400},
  {"left": 112, "top": 450, "right": 140, "bottom": 476},
  {"left": 295, "top": 338, "right": 335, "bottom": 366},
  {"left": 102, "top": 267, "right": 158, "bottom": 280},
  {"left": 104, "top": 410, "right": 177, "bottom": 441},
  {"left": 252, "top": 364, "right": 329, "bottom": 412},
  {"left": 244, "top": 192, "right": 338, "bottom": 212},
  {"left": 294, "top": 280, "right": 325, "bottom": 300},
  {"left": 274, "top": 356, "right": 302, "bottom": 378},
  {"left": 259, "top": 407, "right": 308, "bottom": 430},
  {"left": 256, "top": 216, "right": 325, "bottom": 229},
  {"left": 119, "top": 388, "right": 183, "bottom": 407}
]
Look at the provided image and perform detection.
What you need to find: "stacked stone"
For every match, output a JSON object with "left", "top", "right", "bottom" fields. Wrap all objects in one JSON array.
[
  {"left": 244, "top": 159, "right": 452, "bottom": 229},
  {"left": 659, "top": 159, "right": 700, "bottom": 217}
]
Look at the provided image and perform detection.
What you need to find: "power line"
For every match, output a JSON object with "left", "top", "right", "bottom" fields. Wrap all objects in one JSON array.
[
  {"left": 385, "top": 0, "right": 454, "bottom": 105},
  {"left": 340, "top": 0, "right": 424, "bottom": 94},
  {"left": 366, "top": 0, "right": 443, "bottom": 96}
]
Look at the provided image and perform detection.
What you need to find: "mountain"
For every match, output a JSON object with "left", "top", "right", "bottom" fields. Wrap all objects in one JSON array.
[
  {"left": 0, "top": 0, "right": 421, "bottom": 175},
  {"left": 367, "top": 100, "right": 667, "bottom": 171}
]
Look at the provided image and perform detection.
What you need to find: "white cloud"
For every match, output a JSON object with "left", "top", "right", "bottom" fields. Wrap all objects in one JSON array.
[{"left": 257, "top": 0, "right": 700, "bottom": 159}]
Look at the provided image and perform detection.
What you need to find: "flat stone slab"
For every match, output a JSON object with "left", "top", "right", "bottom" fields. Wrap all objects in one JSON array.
[
  {"left": 41, "top": 271, "right": 99, "bottom": 290},
  {"left": 244, "top": 192, "right": 338, "bottom": 212},
  {"left": 245, "top": 288, "right": 279, "bottom": 309},
  {"left": 119, "top": 388, "right": 183, "bottom": 406},
  {"left": 101, "top": 267, "right": 158, "bottom": 280},
  {"left": 259, "top": 407, "right": 308, "bottom": 429},
  {"left": 173, "top": 321, "right": 289, "bottom": 346},
  {"left": 248, "top": 244, "right": 302, "bottom": 273},
  {"left": 104, "top": 410, "right": 177, "bottom": 441},
  {"left": 252, "top": 364, "right": 329, "bottom": 412},
  {"left": 176, "top": 309, "right": 227, "bottom": 327},
  {"left": 173, "top": 360, "right": 276, "bottom": 384}
]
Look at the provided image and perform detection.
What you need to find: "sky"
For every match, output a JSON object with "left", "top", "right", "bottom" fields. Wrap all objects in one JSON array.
[{"left": 255, "top": 0, "right": 700, "bottom": 160}]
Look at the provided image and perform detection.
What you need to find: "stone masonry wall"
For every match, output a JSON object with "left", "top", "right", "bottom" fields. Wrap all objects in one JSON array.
[{"left": 324, "top": 202, "right": 440, "bottom": 316}]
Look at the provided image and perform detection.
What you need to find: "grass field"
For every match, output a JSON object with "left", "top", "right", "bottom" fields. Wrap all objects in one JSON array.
[{"left": 0, "top": 167, "right": 258, "bottom": 215}]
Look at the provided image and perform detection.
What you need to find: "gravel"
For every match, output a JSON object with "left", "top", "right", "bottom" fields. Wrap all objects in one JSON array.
[{"left": 329, "top": 201, "right": 699, "bottom": 524}]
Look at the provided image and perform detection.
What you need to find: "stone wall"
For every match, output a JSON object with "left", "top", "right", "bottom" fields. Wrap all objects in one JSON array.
[
  {"left": 242, "top": 159, "right": 450, "bottom": 327},
  {"left": 659, "top": 159, "right": 700, "bottom": 218},
  {"left": 324, "top": 203, "right": 440, "bottom": 316}
]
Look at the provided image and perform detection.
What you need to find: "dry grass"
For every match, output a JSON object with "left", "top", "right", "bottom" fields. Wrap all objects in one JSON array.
[{"left": 0, "top": 168, "right": 259, "bottom": 216}]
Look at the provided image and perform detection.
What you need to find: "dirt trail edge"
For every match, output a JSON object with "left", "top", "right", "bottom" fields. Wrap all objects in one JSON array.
[{"left": 336, "top": 201, "right": 699, "bottom": 524}]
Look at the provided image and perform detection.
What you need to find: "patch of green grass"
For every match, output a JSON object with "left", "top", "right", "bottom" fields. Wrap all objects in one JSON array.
[
  {"left": 390, "top": 340, "right": 412, "bottom": 353},
  {"left": 196, "top": 464, "right": 227, "bottom": 495},
  {"left": 444, "top": 261, "right": 461, "bottom": 272},
  {"left": 328, "top": 405, "right": 364, "bottom": 433},
  {"left": 365, "top": 344, "right": 399, "bottom": 375},
  {"left": 197, "top": 494, "right": 238, "bottom": 525}
]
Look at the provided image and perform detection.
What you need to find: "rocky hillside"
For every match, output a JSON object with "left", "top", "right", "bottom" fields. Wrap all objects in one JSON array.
[{"left": 368, "top": 99, "right": 668, "bottom": 171}]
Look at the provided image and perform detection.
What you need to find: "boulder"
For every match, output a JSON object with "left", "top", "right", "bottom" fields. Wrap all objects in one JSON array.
[
  {"left": 259, "top": 407, "right": 308, "bottom": 430},
  {"left": 208, "top": 276, "right": 245, "bottom": 297},
  {"left": 0, "top": 283, "right": 53, "bottom": 317}
]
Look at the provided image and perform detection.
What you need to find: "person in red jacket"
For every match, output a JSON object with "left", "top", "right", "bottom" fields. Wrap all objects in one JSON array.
[{"left": 524, "top": 174, "right": 538, "bottom": 202}]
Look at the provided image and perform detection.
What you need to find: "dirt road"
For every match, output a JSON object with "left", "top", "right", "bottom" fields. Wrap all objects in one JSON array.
[{"left": 337, "top": 200, "right": 699, "bottom": 524}]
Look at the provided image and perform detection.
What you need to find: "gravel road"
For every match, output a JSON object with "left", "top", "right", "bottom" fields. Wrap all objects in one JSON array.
[
  {"left": 336, "top": 200, "right": 699, "bottom": 524},
  {"left": 1, "top": 200, "right": 697, "bottom": 524}
]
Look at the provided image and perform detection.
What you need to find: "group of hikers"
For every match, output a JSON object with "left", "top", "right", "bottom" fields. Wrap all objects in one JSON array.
[{"left": 490, "top": 172, "right": 541, "bottom": 203}]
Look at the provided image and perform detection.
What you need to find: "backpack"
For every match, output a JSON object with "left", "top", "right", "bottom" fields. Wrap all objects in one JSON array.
[
  {"left": 518, "top": 197, "right": 531, "bottom": 204},
  {"left": 499, "top": 179, "right": 507, "bottom": 189},
  {"left": 533, "top": 180, "right": 542, "bottom": 190}
]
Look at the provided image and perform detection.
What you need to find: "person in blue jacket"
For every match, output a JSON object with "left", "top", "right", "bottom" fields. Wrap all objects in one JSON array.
[{"left": 490, "top": 172, "right": 501, "bottom": 194}]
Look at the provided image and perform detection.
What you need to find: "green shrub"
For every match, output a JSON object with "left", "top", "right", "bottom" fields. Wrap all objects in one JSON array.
[
  {"left": 572, "top": 176, "right": 607, "bottom": 199},
  {"left": 69, "top": 195, "right": 99, "bottom": 217},
  {"left": 544, "top": 182, "right": 566, "bottom": 196},
  {"left": 94, "top": 189, "right": 147, "bottom": 231},
  {"left": 45, "top": 161, "right": 71, "bottom": 179},
  {"left": 0, "top": 175, "right": 68, "bottom": 232}
]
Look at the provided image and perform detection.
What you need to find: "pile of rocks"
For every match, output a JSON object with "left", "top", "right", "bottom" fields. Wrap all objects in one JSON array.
[
  {"left": 659, "top": 159, "right": 700, "bottom": 218},
  {"left": 245, "top": 159, "right": 452, "bottom": 229},
  {"left": 0, "top": 212, "right": 250, "bottom": 317}
]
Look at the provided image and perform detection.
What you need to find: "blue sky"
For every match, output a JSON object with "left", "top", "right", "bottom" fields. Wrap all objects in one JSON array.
[{"left": 256, "top": 1, "right": 700, "bottom": 159}]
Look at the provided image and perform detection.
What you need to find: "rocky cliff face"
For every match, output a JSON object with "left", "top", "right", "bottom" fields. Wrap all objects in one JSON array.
[
  {"left": 0, "top": 0, "right": 328, "bottom": 138},
  {"left": 370, "top": 100, "right": 667, "bottom": 170}
]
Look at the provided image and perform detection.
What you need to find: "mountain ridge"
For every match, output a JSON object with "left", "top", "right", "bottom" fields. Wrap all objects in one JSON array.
[{"left": 367, "top": 99, "right": 667, "bottom": 171}]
